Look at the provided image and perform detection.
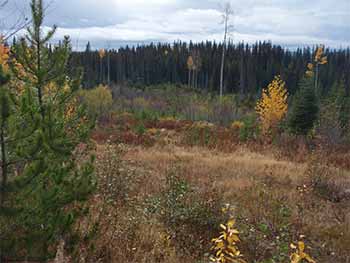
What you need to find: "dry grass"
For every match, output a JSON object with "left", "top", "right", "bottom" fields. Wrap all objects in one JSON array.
[
  {"left": 71, "top": 140, "right": 350, "bottom": 262},
  {"left": 125, "top": 145, "right": 307, "bottom": 192}
]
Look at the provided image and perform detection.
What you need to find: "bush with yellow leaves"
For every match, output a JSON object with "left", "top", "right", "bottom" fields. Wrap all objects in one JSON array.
[
  {"left": 256, "top": 75, "right": 288, "bottom": 134},
  {"left": 210, "top": 218, "right": 246, "bottom": 263},
  {"left": 290, "top": 241, "right": 316, "bottom": 263},
  {"left": 231, "top": 120, "right": 245, "bottom": 131}
]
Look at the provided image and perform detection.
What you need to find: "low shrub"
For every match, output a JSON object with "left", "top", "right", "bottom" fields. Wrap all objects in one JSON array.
[
  {"left": 183, "top": 121, "right": 216, "bottom": 146},
  {"left": 308, "top": 162, "right": 350, "bottom": 203},
  {"left": 239, "top": 114, "right": 260, "bottom": 142},
  {"left": 232, "top": 183, "right": 294, "bottom": 263},
  {"left": 80, "top": 85, "right": 113, "bottom": 122},
  {"left": 145, "top": 167, "right": 225, "bottom": 258}
]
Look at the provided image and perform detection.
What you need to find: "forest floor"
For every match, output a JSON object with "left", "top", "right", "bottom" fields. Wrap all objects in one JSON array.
[{"left": 70, "top": 114, "right": 350, "bottom": 263}]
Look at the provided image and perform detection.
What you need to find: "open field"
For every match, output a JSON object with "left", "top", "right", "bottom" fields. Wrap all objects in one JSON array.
[{"left": 70, "top": 116, "right": 350, "bottom": 263}]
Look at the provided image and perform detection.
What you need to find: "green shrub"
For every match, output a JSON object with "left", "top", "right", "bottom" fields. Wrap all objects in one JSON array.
[
  {"left": 145, "top": 167, "right": 225, "bottom": 257},
  {"left": 239, "top": 114, "right": 260, "bottom": 141},
  {"left": 134, "top": 109, "right": 159, "bottom": 122},
  {"left": 134, "top": 122, "right": 146, "bottom": 136},
  {"left": 81, "top": 85, "right": 113, "bottom": 121}
]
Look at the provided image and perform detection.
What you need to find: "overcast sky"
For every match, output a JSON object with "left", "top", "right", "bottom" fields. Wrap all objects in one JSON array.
[{"left": 1, "top": 0, "right": 349, "bottom": 50}]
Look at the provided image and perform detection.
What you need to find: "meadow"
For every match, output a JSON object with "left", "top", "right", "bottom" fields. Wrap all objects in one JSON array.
[{"left": 65, "top": 84, "right": 350, "bottom": 263}]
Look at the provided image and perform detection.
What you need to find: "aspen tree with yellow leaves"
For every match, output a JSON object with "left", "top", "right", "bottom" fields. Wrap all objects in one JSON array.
[
  {"left": 306, "top": 45, "right": 328, "bottom": 92},
  {"left": 187, "top": 50, "right": 202, "bottom": 89},
  {"left": 256, "top": 75, "right": 288, "bottom": 134},
  {"left": 99, "top": 48, "right": 106, "bottom": 83},
  {"left": 187, "top": 55, "right": 194, "bottom": 88}
]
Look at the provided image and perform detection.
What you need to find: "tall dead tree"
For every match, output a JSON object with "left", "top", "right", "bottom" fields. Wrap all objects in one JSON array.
[{"left": 219, "top": 2, "right": 234, "bottom": 98}]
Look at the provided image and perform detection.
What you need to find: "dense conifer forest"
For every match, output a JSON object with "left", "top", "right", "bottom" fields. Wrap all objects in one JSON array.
[{"left": 70, "top": 42, "right": 350, "bottom": 96}]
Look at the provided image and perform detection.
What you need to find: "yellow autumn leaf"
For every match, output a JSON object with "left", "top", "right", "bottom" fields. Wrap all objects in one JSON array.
[
  {"left": 220, "top": 224, "right": 227, "bottom": 230},
  {"left": 319, "top": 56, "right": 328, "bottom": 65},
  {"left": 227, "top": 219, "right": 235, "bottom": 228},
  {"left": 298, "top": 241, "right": 305, "bottom": 252}
]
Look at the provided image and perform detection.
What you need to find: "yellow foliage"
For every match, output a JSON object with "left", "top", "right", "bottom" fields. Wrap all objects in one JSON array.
[
  {"left": 210, "top": 218, "right": 246, "bottom": 263},
  {"left": 64, "top": 98, "right": 79, "bottom": 122},
  {"left": 290, "top": 241, "right": 316, "bottom": 263},
  {"left": 0, "top": 40, "right": 10, "bottom": 73},
  {"left": 231, "top": 121, "right": 245, "bottom": 131},
  {"left": 147, "top": 128, "right": 159, "bottom": 136},
  {"left": 98, "top": 48, "right": 106, "bottom": 59},
  {"left": 314, "top": 46, "right": 327, "bottom": 64},
  {"left": 255, "top": 75, "right": 288, "bottom": 134},
  {"left": 187, "top": 56, "right": 194, "bottom": 70},
  {"left": 314, "top": 46, "right": 327, "bottom": 66},
  {"left": 306, "top": 45, "right": 328, "bottom": 77},
  {"left": 0, "top": 38, "right": 28, "bottom": 95}
]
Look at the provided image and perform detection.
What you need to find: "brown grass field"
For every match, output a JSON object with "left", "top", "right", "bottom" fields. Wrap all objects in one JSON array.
[{"left": 68, "top": 116, "right": 350, "bottom": 263}]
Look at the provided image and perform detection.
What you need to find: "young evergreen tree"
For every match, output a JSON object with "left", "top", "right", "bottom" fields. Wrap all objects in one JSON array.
[
  {"left": 0, "top": 0, "right": 95, "bottom": 260},
  {"left": 332, "top": 81, "right": 350, "bottom": 137},
  {"left": 288, "top": 77, "right": 319, "bottom": 135}
]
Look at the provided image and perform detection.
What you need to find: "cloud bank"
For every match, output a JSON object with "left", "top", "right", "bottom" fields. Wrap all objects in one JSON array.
[{"left": 1, "top": 0, "right": 349, "bottom": 50}]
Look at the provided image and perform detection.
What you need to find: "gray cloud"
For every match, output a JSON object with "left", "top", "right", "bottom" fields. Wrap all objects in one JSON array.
[{"left": 1, "top": 0, "right": 349, "bottom": 49}]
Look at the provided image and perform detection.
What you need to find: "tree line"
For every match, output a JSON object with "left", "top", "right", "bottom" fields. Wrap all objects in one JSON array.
[{"left": 69, "top": 41, "right": 350, "bottom": 97}]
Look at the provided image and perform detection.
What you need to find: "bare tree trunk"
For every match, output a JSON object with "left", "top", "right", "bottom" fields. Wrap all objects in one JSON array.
[
  {"left": 315, "top": 63, "right": 319, "bottom": 93},
  {"left": 0, "top": 120, "right": 8, "bottom": 263},
  {"left": 220, "top": 14, "right": 228, "bottom": 98},
  {"left": 193, "top": 70, "right": 195, "bottom": 89},
  {"left": 107, "top": 51, "right": 110, "bottom": 86},
  {"left": 100, "top": 58, "right": 103, "bottom": 84},
  {"left": 0, "top": 124, "right": 7, "bottom": 207},
  {"left": 35, "top": 30, "right": 45, "bottom": 120},
  {"left": 195, "top": 70, "right": 197, "bottom": 89},
  {"left": 239, "top": 49, "right": 245, "bottom": 95}
]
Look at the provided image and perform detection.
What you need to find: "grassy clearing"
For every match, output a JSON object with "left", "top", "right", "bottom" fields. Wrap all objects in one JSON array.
[{"left": 70, "top": 137, "right": 349, "bottom": 262}]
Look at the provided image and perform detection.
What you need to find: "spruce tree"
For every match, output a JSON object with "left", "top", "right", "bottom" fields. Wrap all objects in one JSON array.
[
  {"left": 288, "top": 77, "right": 319, "bottom": 135},
  {"left": 0, "top": 0, "right": 95, "bottom": 260}
]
